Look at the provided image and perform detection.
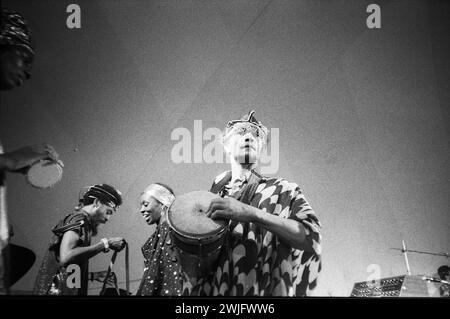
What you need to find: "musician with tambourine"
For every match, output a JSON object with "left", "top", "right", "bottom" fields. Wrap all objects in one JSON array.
[
  {"left": 177, "top": 110, "right": 322, "bottom": 296},
  {"left": 0, "top": 8, "right": 63, "bottom": 294},
  {"left": 33, "top": 184, "right": 126, "bottom": 295}
]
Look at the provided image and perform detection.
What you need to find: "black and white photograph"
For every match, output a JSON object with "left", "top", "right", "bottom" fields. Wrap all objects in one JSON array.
[{"left": 0, "top": 0, "right": 449, "bottom": 307}]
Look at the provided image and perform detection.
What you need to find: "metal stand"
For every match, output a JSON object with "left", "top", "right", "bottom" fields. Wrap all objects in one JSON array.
[{"left": 391, "top": 240, "right": 449, "bottom": 275}]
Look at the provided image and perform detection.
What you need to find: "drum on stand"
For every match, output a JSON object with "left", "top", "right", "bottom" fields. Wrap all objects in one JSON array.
[
  {"left": 26, "top": 159, "right": 63, "bottom": 189},
  {"left": 167, "top": 191, "right": 228, "bottom": 278}
]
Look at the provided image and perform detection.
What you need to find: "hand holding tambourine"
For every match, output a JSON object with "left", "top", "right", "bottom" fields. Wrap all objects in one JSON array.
[
  {"left": 3, "top": 143, "right": 63, "bottom": 188},
  {"left": 4, "top": 143, "right": 60, "bottom": 171},
  {"left": 26, "top": 158, "right": 64, "bottom": 189},
  {"left": 24, "top": 144, "right": 63, "bottom": 189}
]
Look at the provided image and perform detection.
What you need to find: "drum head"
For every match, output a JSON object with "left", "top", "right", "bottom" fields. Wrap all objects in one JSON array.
[
  {"left": 27, "top": 160, "right": 63, "bottom": 189},
  {"left": 168, "top": 191, "right": 227, "bottom": 237}
]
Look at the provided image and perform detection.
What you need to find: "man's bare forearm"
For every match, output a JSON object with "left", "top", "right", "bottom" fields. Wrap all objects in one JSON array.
[
  {"left": 249, "top": 206, "right": 313, "bottom": 251},
  {"left": 60, "top": 241, "right": 105, "bottom": 265}
]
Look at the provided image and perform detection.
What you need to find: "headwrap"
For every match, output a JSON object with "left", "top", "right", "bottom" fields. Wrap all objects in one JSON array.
[
  {"left": 142, "top": 184, "right": 175, "bottom": 208},
  {"left": 0, "top": 8, "right": 35, "bottom": 58},
  {"left": 224, "top": 110, "right": 269, "bottom": 144},
  {"left": 79, "top": 184, "right": 123, "bottom": 209}
]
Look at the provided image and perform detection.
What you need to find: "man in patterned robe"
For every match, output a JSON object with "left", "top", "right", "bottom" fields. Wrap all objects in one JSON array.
[{"left": 182, "top": 110, "right": 322, "bottom": 296}]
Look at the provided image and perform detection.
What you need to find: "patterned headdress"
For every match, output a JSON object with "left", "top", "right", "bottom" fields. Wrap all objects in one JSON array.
[
  {"left": 0, "top": 8, "right": 35, "bottom": 58},
  {"left": 224, "top": 110, "right": 269, "bottom": 144},
  {"left": 79, "top": 184, "right": 123, "bottom": 209}
]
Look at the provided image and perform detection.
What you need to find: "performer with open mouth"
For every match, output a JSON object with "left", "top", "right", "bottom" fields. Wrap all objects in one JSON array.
[{"left": 179, "top": 110, "right": 322, "bottom": 296}]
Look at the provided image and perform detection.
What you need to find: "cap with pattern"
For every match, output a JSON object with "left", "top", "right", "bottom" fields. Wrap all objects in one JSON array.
[
  {"left": 0, "top": 8, "right": 35, "bottom": 58},
  {"left": 224, "top": 110, "right": 269, "bottom": 142}
]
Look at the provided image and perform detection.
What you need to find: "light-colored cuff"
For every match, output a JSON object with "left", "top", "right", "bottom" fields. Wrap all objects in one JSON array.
[{"left": 101, "top": 238, "right": 110, "bottom": 252}]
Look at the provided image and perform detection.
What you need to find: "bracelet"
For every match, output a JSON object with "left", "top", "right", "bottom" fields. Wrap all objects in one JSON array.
[{"left": 101, "top": 238, "right": 110, "bottom": 253}]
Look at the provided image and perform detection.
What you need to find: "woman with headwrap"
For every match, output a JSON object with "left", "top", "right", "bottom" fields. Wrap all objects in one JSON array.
[{"left": 136, "top": 183, "right": 183, "bottom": 296}]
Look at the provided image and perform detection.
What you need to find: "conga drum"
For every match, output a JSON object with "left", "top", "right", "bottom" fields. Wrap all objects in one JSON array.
[{"left": 167, "top": 191, "right": 228, "bottom": 278}]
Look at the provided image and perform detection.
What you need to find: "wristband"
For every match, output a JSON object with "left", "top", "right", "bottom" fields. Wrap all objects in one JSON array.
[{"left": 101, "top": 238, "right": 110, "bottom": 252}]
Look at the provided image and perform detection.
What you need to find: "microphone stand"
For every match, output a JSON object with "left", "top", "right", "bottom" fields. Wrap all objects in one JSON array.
[{"left": 390, "top": 240, "right": 449, "bottom": 277}]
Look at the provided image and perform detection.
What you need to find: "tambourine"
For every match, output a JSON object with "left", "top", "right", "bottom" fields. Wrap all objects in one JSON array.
[{"left": 26, "top": 159, "right": 63, "bottom": 189}]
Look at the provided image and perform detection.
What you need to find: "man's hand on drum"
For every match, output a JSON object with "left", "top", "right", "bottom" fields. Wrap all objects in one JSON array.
[
  {"left": 206, "top": 197, "right": 256, "bottom": 223},
  {"left": 0, "top": 143, "right": 61, "bottom": 172},
  {"left": 107, "top": 237, "right": 126, "bottom": 252}
]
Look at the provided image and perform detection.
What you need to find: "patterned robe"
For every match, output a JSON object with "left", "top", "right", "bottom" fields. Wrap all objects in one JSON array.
[
  {"left": 137, "top": 220, "right": 183, "bottom": 296},
  {"left": 182, "top": 171, "right": 322, "bottom": 296},
  {"left": 33, "top": 212, "right": 93, "bottom": 295}
]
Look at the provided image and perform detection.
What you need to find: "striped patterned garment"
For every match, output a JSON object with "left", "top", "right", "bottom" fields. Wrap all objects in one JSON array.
[{"left": 182, "top": 171, "right": 322, "bottom": 296}]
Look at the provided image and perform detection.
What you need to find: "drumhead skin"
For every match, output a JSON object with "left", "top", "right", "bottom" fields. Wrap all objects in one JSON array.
[
  {"left": 27, "top": 160, "right": 63, "bottom": 189},
  {"left": 168, "top": 191, "right": 227, "bottom": 237}
]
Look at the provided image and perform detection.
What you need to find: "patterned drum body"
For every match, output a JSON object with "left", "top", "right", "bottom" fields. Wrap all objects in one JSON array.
[{"left": 167, "top": 191, "right": 228, "bottom": 278}]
